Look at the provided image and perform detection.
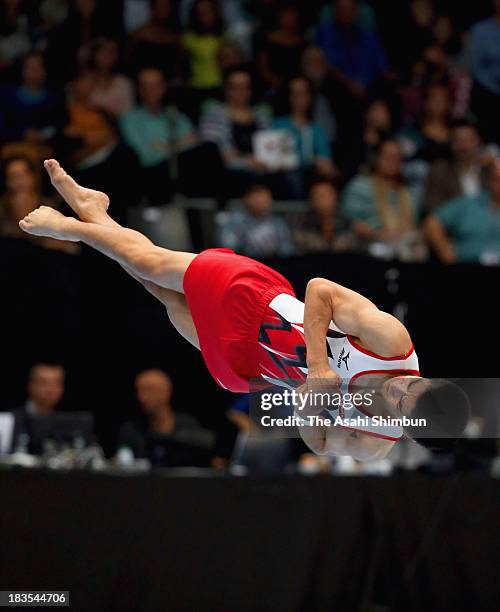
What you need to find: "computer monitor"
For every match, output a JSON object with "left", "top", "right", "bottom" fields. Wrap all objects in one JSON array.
[{"left": 28, "top": 412, "right": 94, "bottom": 455}]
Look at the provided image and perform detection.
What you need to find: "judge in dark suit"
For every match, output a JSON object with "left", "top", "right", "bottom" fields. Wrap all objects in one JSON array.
[{"left": 10, "top": 363, "right": 65, "bottom": 453}]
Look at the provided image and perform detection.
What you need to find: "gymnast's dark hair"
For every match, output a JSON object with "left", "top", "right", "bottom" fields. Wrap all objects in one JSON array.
[{"left": 405, "top": 379, "right": 471, "bottom": 453}]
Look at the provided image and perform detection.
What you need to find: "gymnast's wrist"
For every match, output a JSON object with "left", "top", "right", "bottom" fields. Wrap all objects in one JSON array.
[{"left": 307, "top": 361, "right": 331, "bottom": 377}]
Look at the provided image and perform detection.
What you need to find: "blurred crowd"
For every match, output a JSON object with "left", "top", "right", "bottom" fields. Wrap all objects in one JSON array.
[{"left": 1, "top": 0, "right": 500, "bottom": 262}]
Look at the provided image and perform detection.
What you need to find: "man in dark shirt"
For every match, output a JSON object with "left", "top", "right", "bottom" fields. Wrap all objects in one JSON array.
[
  {"left": 117, "top": 369, "right": 214, "bottom": 467},
  {"left": 10, "top": 363, "right": 65, "bottom": 453}
]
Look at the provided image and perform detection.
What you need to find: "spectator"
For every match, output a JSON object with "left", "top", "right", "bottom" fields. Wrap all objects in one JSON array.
[
  {"left": 128, "top": 0, "right": 180, "bottom": 80},
  {"left": 33, "top": 0, "right": 69, "bottom": 49},
  {"left": 399, "top": 83, "right": 452, "bottom": 163},
  {"left": 399, "top": 46, "right": 454, "bottom": 126},
  {"left": 10, "top": 363, "right": 65, "bottom": 453},
  {"left": 424, "top": 160, "right": 500, "bottom": 264},
  {"left": 293, "top": 179, "right": 352, "bottom": 254},
  {"left": 388, "top": 0, "right": 435, "bottom": 80},
  {"left": 217, "top": 38, "right": 245, "bottom": 73},
  {"left": 71, "top": 112, "right": 142, "bottom": 224},
  {"left": 123, "top": 0, "right": 151, "bottom": 33},
  {"left": 341, "top": 139, "right": 416, "bottom": 248},
  {"left": 182, "top": 0, "right": 225, "bottom": 116},
  {"left": 424, "top": 120, "right": 490, "bottom": 212},
  {"left": 273, "top": 76, "right": 335, "bottom": 198},
  {"left": 120, "top": 67, "right": 198, "bottom": 205},
  {"left": 468, "top": 0, "right": 500, "bottom": 144},
  {"left": 117, "top": 369, "right": 215, "bottom": 467},
  {"left": 300, "top": 45, "right": 337, "bottom": 143},
  {"left": 59, "top": 72, "right": 141, "bottom": 223},
  {"left": 399, "top": 82, "right": 453, "bottom": 209},
  {"left": 64, "top": 71, "right": 116, "bottom": 164},
  {"left": 180, "top": 0, "right": 254, "bottom": 57},
  {"left": 87, "top": 38, "right": 134, "bottom": 117},
  {"left": 45, "top": 0, "right": 113, "bottom": 82},
  {"left": 0, "top": 52, "right": 66, "bottom": 151},
  {"left": 319, "top": 0, "right": 377, "bottom": 32},
  {"left": 363, "top": 99, "right": 393, "bottom": 145},
  {"left": 315, "top": 0, "right": 387, "bottom": 174},
  {"left": 200, "top": 68, "right": 271, "bottom": 196},
  {"left": 256, "top": 4, "right": 306, "bottom": 91},
  {"left": 0, "top": 156, "right": 42, "bottom": 239},
  {"left": 0, "top": 0, "right": 31, "bottom": 80},
  {"left": 217, "top": 184, "right": 294, "bottom": 257},
  {"left": 316, "top": 0, "right": 387, "bottom": 97},
  {"left": 433, "top": 15, "right": 462, "bottom": 61},
  {"left": 343, "top": 98, "right": 393, "bottom": 178},
  {"left": 0, "top": 156, "right": 78, "bottom": 252}
]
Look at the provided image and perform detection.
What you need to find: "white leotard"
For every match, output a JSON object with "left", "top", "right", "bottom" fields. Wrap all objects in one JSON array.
[{"left": 260, "top": 293, "right": 420, "bottom": 440}]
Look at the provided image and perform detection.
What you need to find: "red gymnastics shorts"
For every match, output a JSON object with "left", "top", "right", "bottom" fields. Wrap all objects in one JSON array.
[{"left": 183, "top": 248, "right": 296, "bottom": 392}]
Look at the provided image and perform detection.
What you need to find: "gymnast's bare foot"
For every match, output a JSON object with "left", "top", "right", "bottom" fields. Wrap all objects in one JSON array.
[
  {"left": 44, "top": 159, "right": 110, "bottom": 224},
  {"left": 19, "top": 206, "right": 78, "bottom": 241}
]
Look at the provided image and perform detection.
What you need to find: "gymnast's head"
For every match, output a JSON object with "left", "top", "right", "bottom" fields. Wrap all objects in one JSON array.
[{"left": 381, "top": 376, "right": 471, "bottom": 449}]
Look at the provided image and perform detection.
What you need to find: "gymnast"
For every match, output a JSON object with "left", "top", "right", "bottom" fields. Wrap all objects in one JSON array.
[{"left": 19, "top": 160, "right": 469, "bottom": 461}]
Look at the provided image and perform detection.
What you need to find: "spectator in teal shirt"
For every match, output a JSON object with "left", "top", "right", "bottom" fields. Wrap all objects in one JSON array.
[
  {"left": 424, "top": 162, "right": 500, "bottom": 263},
  {"left": 273, "top": 76, "right": 336, "bottom": 199},
  {"left": 120, "top": 67, "right": 197, "bottom": 204},
  {"left": 341, "top": 139, "right": 416, "bottom": 247}
]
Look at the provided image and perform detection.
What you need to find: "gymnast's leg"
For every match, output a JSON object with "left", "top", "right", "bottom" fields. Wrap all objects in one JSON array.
[
  {"left": 20, "top": 159, "right": 196, "bottom": 294},
  {"left": 19, "top": 159, "right": 199, "bottom": 348},
  {"left": 122, "top": 267, "right": 199, "bottom": 349}
]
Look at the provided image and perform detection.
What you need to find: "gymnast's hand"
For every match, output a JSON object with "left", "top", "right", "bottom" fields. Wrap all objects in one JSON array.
[
  {"left": 296, "top": 368, "right": 342, "bottom": 417},
  {"left": 306, "top": 365, "right": 342, "bottom": 386}
]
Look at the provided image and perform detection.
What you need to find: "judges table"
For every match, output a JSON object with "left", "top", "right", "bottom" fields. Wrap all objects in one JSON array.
[{"left": 0, "top": 468, "right": 498, "bottom": 612}]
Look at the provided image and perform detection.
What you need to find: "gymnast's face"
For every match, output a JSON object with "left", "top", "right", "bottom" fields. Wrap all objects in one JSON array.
[{"left": 381, "top": 376, "right": 432, "bottom": 416}]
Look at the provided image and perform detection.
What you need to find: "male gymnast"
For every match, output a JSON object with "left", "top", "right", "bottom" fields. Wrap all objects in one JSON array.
[{"left": 19, "top": 160, "right": 469, "bottom": 460}]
